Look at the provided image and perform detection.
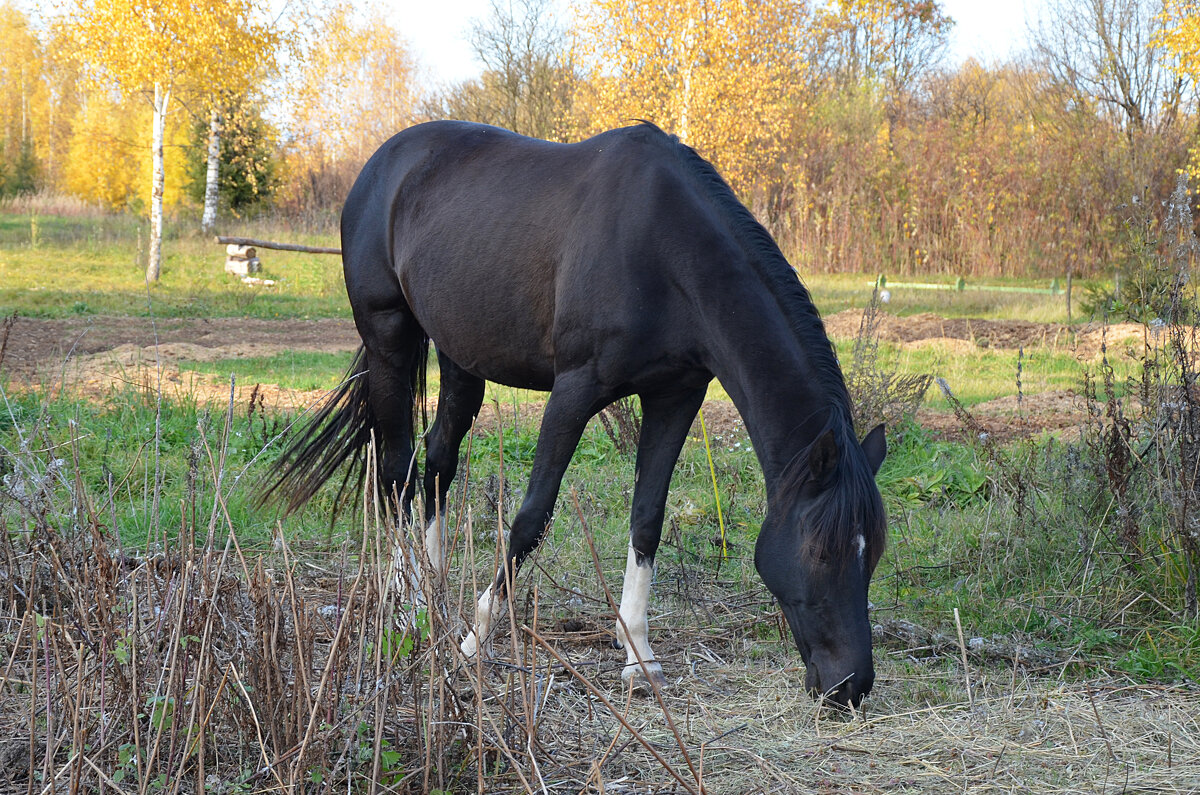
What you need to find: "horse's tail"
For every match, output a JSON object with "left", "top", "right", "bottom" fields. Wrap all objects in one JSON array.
[{"left": 261, "top": 341, "right": 428, "bottom": 517}]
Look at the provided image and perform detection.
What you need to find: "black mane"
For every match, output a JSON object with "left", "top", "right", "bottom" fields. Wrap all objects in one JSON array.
[
  {"left": 649, "top": 123, "right": 853, "bottom": 417},
  {"left": 647, "top": 123, "right": 884, "bottom": 565}
]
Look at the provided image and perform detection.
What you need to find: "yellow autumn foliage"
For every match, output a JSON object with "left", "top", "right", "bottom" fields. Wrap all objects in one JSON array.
[
  {"left": 571, "top": 0, "right": 808, "bottom": 196},
  {"left": 1160, "top": 1, "right": 1200, "bottom": 79},
  {"left": 288, "top": 6, "right": 420, "bottom": 166},
  {"left": 1158, "top": 1, "right": 1200, "bottom": 180},
  {"left": 61, "top": 92, "right": 191, "bottom": 210},
  {"left": 0, "top": 2, "right": 44, "bottom": 156},
  {"left": 61, "top": 94, "right": 139, "bottom": 207}
]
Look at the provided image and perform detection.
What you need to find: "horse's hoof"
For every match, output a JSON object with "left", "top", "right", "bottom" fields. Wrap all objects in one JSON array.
[{"left": 622, "top": 661, "right": 666, "bottom": 691}]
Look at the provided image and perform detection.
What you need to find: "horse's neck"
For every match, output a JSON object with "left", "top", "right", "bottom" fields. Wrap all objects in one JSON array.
[{"left": 702, "top": 300, "right": 845, "bottom": 492}]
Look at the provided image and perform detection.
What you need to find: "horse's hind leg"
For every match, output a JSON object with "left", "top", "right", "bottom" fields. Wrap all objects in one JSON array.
[
  {"left": 616, "top": 387, "right": 706, "bottom": 687},
  {"left": 421, "top": 353, "right": 485, "bottom": 572},
  {"left": 360, "top": 315, "right": 426, "bottom": 515},
  {"left": 354, "top": 304, "right": 431, "bottom": 597},
  {"left": 461, "top": 370, "right": 613, "bottom": 658}
]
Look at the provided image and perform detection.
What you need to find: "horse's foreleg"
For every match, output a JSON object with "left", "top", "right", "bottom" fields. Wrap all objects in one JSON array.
[
  {"left": 616, "top": 387, "right": 707, "bottom": 687},
  {"left": 461, "top": 371, "right": 611, "bottom": 658}
]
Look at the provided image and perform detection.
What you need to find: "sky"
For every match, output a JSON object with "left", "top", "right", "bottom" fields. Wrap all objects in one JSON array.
[
  {"left": 941, "top": 0, "right": 1049, "bottom": 65},
  {"left": 383, "top": 0, "right": 1054, "bottom": 88},
  {"left": 384, "top": 0, "right": 497, "bottom": 87}
]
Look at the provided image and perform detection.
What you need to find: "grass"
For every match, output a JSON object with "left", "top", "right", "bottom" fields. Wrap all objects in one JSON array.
[
  {"left": 171, "top": 334, "right": 1137, "bottom": 418},
  {"left": 177, "top": 350, "right": 357, "bottom": 391},
  {"left": 4, "top": 363, "right": 1195, "bottom": 685},
  {"left": 834, "top": 338, "right": 1142, "bottom": 409},
  {"left": 797, "top": 270, "right": 1077, "bottom": 322}
]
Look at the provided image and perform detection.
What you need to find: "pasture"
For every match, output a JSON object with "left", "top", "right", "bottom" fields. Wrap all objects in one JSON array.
[{"left": 1, "top": 211, "right": 1198, "bottom": 793}]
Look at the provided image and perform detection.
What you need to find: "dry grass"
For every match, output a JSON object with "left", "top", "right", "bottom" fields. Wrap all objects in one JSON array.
[{"left": 2, "top": 384, "right": 1199, "bottom": 794}]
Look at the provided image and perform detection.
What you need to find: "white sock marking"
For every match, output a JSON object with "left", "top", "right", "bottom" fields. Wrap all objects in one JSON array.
[
  {"left": 460, "top": 583, "right": 498, "bottom": 658},
  {"left": 617, "top": 546, "right": 661, "bottom": 682},
  {"left": 391, "top": 511, "right": 447, "bottom": 601},
  {"left": 425, "top": 514, "right": 445, "bottom": 572}
]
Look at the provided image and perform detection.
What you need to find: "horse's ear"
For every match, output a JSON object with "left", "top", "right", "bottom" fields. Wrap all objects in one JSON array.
[
  {"left": 808, "top": 429, "right": 839, "bottom": 484},
  {"left": 861, "top": 423, "right": 887, "bottom": 476}
]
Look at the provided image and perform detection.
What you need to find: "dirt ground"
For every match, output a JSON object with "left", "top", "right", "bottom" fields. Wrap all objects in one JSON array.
[{"left": 0, "top": 310, "right": 1150, "bottom": 439}]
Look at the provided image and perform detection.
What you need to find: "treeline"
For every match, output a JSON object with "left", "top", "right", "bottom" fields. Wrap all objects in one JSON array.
[{"left": 2, "top": 0, "right": 1198, "bottom": 278}]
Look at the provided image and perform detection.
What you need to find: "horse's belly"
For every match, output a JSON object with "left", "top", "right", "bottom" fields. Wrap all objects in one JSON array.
[
  {"left": 407, "top": 291, "right": 556, "bottom": 391},
  {"left": 434, "top": 332, "right": 556, "bottom": 391}
]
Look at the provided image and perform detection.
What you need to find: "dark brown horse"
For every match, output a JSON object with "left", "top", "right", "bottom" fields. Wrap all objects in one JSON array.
[{"left": 268, "top": 120, "right": 887, "bottom": 707}]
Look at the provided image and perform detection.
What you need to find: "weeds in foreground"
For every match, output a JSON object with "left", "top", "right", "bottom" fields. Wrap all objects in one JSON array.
[
  {"left": 5, "top": 371, "right": 1200, "bottom": 792},
  {"left": 0, "top": 374, "right": 721, "bottom": 792}
]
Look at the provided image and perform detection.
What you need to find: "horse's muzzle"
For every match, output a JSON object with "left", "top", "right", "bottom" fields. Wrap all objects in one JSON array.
[{"left": 805, "top": 657, "right": 874, "bottom": 709}]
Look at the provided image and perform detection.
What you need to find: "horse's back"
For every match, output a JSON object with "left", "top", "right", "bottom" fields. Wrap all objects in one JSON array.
[{"left": 343, "top": 121, "right": 726, "bottom": 392}]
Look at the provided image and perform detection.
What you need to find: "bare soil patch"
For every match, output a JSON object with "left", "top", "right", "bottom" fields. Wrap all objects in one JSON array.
[
  {"left": 0, "top": 314, "right": 361, "bottom": 380},
  {"left": 917, "top": 390, "right": 1089, "bottom": 443},
  {"left": 823, "top": 309, "right": 1147, "bottom": 359}
]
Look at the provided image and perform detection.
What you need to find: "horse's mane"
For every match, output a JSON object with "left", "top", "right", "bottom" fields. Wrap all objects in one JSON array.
[
  {"left": 644, "top": 122, "right": 850, "bottom": 412},
  {"left": 642, "top": 122, "right": 886, "bottom": 566}
]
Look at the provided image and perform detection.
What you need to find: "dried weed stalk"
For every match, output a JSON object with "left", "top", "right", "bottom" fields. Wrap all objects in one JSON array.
[
  {"left": 598, "top": 397, "right": 641, "bottom": 458},
  {"left": 845, "top": 288, "right": 931, "bottom": 437}
]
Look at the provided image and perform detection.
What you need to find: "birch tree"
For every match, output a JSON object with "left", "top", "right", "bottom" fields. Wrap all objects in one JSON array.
[{"left": 69, "top": 0, "right": 280, "bottom": 281}]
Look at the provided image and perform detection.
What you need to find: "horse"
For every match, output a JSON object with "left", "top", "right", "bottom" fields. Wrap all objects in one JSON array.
[{"left": 266, "top": 120, "right": 888, "bottom": 708}]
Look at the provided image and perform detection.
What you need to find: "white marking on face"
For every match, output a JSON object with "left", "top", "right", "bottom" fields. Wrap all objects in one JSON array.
[
  {"left": 617, "top": 546, "right": 663, "bottom": 683},
  {"left": 460, "top": 584, "right": 498, "bottom": 659},
  {"left": 855, "top": 533, "right": 866, "bottom": 560}
]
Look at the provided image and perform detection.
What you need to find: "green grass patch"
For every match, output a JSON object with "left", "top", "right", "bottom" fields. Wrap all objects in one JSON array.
[
  {"left": 0, "top": 385, "right": 284, "bottom": 549},
  {"left": 0, "top": 211, "right": 348, "bottom": 319},
  {"left": 802, "top": 271, "right": 1075, "bottom": 322},
  {"left": 832, "top": 338, "right": 1142, "bottom": 409},
  {"left": 178, "top": 351, "right": 355, "bottom": 391}
]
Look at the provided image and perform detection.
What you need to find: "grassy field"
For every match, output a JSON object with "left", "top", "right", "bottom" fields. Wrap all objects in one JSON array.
[
  {"left": 2, "top": 209, "right": 1198, "bottom": 792},
  {"left": 0, "top": 211, "right": 348, "bottom": 318},
  {"left": 174, "top": 339, "right": 1139, "bottom": 413}
]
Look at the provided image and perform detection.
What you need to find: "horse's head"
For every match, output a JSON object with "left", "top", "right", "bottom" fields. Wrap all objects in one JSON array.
[{"left": 755, "top": 423, "right": 887, "bottom": 709}]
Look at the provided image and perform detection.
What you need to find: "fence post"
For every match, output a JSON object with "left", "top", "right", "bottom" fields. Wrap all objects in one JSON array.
[{"left": 1066, "top": 270, "right": 1073, "bottom": 322}]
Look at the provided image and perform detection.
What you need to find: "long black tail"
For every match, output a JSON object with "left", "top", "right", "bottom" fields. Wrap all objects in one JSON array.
[{"left": 261, "top": 343, "right": 427, "bottom": 517}]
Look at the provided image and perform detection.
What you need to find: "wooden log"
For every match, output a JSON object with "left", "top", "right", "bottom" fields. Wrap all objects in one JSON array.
[
  {"left": 225, "top": 256, "right": 261, "bottom": 276},
  {"left": 226, "top": 244, "right": 257, "bottom": 259},
  {"left": 215, "top": 235, "right": 341, "bottom": 255}
]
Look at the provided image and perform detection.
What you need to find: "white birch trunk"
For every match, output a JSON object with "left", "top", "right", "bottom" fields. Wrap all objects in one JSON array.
[
  {"left": 201, "top": 106, "right": 221, "bottom": 234},
  {"left": 679, "top": 15, "right": 695, "bottom": 144},
  {"left": 147, "top": 82, "right": 170, "bottom": 283}
]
